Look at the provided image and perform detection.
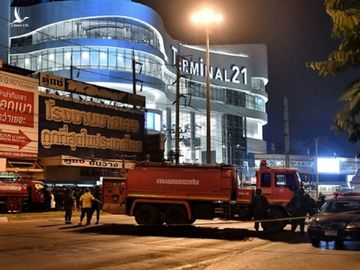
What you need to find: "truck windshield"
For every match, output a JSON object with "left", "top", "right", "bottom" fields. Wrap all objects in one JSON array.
[{"left": 275, "top": 173, "right": 298, "bottom": 191}]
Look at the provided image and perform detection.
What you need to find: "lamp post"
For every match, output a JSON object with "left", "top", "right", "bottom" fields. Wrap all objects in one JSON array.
[
  {"left": 191, "top": 7, "right": 222, "bottom": 164},
  {"left": 315, "top": 138, "right": 319, "bottom": 198}
]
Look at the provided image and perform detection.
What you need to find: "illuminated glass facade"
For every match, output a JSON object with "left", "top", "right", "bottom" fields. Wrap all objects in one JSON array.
[
  {"left": 8, "top": 0, "right": 268, "bottom": 173},
  {"left": 10, "top": 17, "right": 161, "bottom": 49}
]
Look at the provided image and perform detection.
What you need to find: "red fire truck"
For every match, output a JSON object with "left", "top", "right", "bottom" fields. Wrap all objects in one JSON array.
[
  {"left": 0, "top": 179, "right": 46, "bottom": 213},
  {"left": 103, "top": 160, "right": 302, "bottom": 232}
]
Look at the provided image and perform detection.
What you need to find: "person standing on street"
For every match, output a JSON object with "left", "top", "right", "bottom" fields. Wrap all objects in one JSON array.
[
  {"left": 316, "top": 193, "right": 326, "bottom": 209},
  {"left": 287, "top": 187, "right": 309, "bottom": 235},
  {"left": 252, "top": 188, "right": 269, "bottom": 232},
  {"left": 50, "top": 191, "right": 56, "bottom": 210},
  {"left": 79, "top": 188, "right": 95, "bottom": 226},
  {"left": 90, "top": 186, "right": 102, "bottom": 224},
  {"left": 64, "top": 188, "right": 75, "bottom": 224}
]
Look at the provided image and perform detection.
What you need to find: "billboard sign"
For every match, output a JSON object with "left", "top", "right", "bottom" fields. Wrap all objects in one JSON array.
[
  {"left": 65, "top": 78, "right": 145, "bottom": 107},
  {"left": 38, "top": 95, "right": 144, "bottom": 159},
  {"left": 0, "top": 71, "right": 38, "bottom": 158},
  {"left": 39, "top": 72, "right": 65, "bottom": 91},
  {"left": 317, "top": 157, "right": 340, "bottom": 174}
]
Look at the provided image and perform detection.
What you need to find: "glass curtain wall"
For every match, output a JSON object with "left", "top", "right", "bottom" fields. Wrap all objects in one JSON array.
[
  {"left": 164, "top": 109, "right": 224, "bottom": 164},
  {"left": 10, "top": 46, "right": 163, "bottom": 79},
  {"left": 11, "top": 17, "right": 161, "bottom": 50}
]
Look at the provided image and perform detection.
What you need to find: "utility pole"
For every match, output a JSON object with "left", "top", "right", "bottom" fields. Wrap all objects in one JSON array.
[
  {"left": 205, "top": 28, "right": 211, "bottom": 164},
  {"left": 315, "top": 138, "right": 319, "bottom": 198},
  {"left": 229, "top": 133, "right": 233, "bottom": 164},
  {"left": 132, "top": 50, "right": 136, "bottom": 98},
  {"left": 70, "top": 55, "right": 73, "bottom": 79},
  {"left": 132, "top": 49, "right": 143, "bottom": 109},
  {"left": 284, "top": 97, "right": 290, "bottom": 167},
  {"left": 175, "top": 54, "right": 181, "bottom": 164}
]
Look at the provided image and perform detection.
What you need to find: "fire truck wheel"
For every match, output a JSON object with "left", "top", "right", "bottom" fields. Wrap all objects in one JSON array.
[
  {"left": 164, "top": 205, "right": 188, "bottom": 225},
  {"left": 261, "top": 207, "right": 287, "bottom": 233},
  {"left": 134, "top": 204, "right": 161, "bottom": 225}
]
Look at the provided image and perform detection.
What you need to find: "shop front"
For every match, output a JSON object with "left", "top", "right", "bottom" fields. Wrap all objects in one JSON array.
[{"left": 40, "top": 155, "right": 135, "bottom": 186}]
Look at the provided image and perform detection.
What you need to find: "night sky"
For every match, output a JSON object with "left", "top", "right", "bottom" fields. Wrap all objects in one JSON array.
[{"left": 137, "top": 0, "right": 359, "bottom": 158}]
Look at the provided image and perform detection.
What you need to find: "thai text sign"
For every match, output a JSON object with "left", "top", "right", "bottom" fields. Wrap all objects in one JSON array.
[
  {"left": 39, "top": 73, "right": 65, "bottom": 91},
  {"left": 66, "top": 79, "right": 145, "bottom": 107},
  {"left": 0, "top": 71, "right": 38, "bottom": 158},
  {"left": 38, "top": 95, "right": 144, "bottom": 159}
]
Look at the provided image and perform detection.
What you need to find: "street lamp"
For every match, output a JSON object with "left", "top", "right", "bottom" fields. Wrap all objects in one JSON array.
[{"left": 191, "top": 7, "right": 222, "bottom": 164}]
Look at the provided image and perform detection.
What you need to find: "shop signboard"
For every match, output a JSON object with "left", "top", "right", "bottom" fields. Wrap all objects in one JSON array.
[
  {"left": 66, "top": 78, "right": 145, "bottom": 107},
  {"left": 0, "top": 71, "right": 38, "bottom": 158},
  {"left": 40, "top": 155, "right": 136, "bottom": 169},
  {"left": 38, "top": 95, "right": 144, "bottom": 159},
  {"left": 39, "top": 72, "right": 65, "bottom": 91}
]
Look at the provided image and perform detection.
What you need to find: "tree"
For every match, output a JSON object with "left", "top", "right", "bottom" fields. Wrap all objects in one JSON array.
[{"left": 308, "top": 0, "right": 360, "bottom": 146}]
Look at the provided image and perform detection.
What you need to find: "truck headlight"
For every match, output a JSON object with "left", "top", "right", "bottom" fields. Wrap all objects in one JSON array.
[{"left": 346, "top": 221, "right": 360, "bottom": 229}]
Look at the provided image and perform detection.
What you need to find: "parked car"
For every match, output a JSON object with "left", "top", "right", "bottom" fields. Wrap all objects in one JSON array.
[{"left": 307, "top": 195, "right": 360, "bottom": 247}]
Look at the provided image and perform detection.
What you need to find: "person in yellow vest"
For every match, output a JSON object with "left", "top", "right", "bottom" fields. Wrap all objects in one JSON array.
[{"left": 79, "top": 188, "right": 97, "bottom": 225}]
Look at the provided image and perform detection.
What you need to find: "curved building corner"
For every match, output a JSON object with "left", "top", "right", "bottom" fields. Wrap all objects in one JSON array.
[{"left": 8, "top": 0, "right": 268, "bottom": 172}]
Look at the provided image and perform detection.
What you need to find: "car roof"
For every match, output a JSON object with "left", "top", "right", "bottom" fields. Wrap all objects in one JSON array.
[{"left": 330, "top": 196, "right": 360, "bottom": 201}]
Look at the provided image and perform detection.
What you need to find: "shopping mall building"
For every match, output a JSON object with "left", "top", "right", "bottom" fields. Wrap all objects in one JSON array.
[
  {"left": 1, "top": 0, "right": 358, "bottom": 190},
  {"left": 6, "top": 0, "right": 268, "bottom": 165}
]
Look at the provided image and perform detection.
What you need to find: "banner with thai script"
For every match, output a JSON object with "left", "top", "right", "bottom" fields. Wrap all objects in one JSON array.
[
  {"left": 38, "top": 95, "right": 144, "bottom": 159},
  {"left": 40, "top": 155, "right": 136, "bottom": 169},
  {"left": 0, "top": 71, "right": 38, "bottom": 158},
  {"left": 66, "top": 79, "right": 145, "bottom": 107},
  {"left": 39, "top": 73, "right": 65, "bottom": 91}
]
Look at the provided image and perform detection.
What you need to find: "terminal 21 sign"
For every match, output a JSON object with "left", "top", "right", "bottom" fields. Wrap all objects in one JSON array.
[
  {"left": 171, "top": 46, "right": 248, "bottom": 85},
  {"left": 38, "top": 95, "right": 144, "bottom": 159}
]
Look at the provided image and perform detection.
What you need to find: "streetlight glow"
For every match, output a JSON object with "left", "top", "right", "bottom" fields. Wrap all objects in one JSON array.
[
  {"left": 191, "top": 7, "right": 223, "bottom": 25},
  {"left": 191, "top": 7, "right": 223, "bottom": 164}
]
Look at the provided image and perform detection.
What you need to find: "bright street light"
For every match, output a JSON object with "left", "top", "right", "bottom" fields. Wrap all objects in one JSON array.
[
  {"left": 191, "top": 8, "right": 223, "bottom": 25},
  {"left": 191, "top": 7, "right": 222, "bottom": 164}
]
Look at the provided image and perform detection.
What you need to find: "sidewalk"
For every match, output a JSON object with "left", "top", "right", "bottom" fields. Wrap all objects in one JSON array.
[{"left": 0, "top": 210, "right": 113, "bottom": 223}]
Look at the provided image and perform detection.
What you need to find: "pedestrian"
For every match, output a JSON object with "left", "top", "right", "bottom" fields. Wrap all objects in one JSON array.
[
  {"left": 316, "top": 193, "right": 326, "bottom": 209},
  {"left": 73, "top": 188, "right": 81, "bottom": 211},
  {"left": 42, "top": 186, "right": 51, "bottom": 211},
  {"left": 64, "top": 188, "right": 75, "bottom": 224},
  {"left": 287, "top": 187, "right": 309, "bottom": 235},
  {"left": 90, "top": 186, "right": 102, "bottom": 224},
  {"left": 304, "top": 192, "right": 316, "bottom": 216},
  {"left": 252, "top": 188, "right": 269, "bottom": 232},
  {"left": 55, "top": 188, "right": 65, "bottom": 211},
  {"left": 50, "top": 191, "right": 56, "bottom": 210},
  {"left": 79, "top": 188, "right": 95, "bottom": 226}
]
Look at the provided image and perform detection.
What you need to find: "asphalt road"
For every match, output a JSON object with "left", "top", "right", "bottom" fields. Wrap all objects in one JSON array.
[{"left": 0, "top": 212, "right": 359, "bottom": 270}]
